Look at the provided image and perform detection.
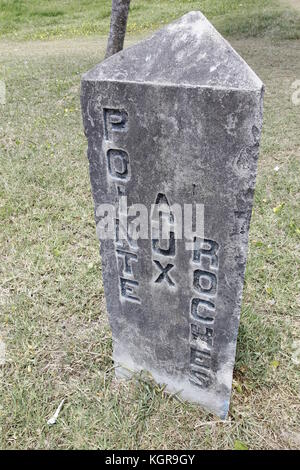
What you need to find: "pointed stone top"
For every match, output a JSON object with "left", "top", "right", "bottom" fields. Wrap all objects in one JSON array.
[{"left": 83, "top": 11, "right": 263, "bottom": 91}]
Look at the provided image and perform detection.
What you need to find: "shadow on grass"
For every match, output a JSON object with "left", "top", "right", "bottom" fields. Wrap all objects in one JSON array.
[{"left": 235, "top": 305, "right": 283, "bottom": 386}]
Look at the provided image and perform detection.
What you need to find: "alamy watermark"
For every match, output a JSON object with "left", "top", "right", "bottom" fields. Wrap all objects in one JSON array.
[
  {"left": 291, "top": 79, "right": 300, "bottom": 106},
  {"left": 96, "top": 196, "right": 205, "bottom": 251}
]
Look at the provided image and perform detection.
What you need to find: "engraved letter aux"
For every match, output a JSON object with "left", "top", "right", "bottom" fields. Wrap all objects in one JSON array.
[{"left": 151, "top": 193, "right": 176, "bottom": 287}]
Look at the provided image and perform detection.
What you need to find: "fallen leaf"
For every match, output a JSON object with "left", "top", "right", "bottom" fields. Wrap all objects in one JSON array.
[
  {"left": 47, "top": 399, "right": 65, "bottom": 426},
  {"left": 234, "top": 439, "right": 248, "bottom": 450},
  {"left": 270, "top": 360, "right": 279, "bottom": 368},
  {"left": 265, "top": 286, "right": 273, "bottom": 296},
  {"left": 233, "top": 380, "right": 243, "bottom": 394},
  {"left": 273, "top": 203, "right": 284, "bottom": 214}
]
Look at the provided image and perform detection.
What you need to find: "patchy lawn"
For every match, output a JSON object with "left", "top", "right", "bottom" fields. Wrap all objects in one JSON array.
[
  {"left": 0, "top": 0, "right": 300, "bottom": 450},
  {"left": 0, "top": 0, "right": 299, "bottom": 40}
]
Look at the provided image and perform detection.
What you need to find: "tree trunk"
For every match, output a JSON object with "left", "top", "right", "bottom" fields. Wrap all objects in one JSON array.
[{"left": 105, "top": 0, "right": 131, "bottom": 59}]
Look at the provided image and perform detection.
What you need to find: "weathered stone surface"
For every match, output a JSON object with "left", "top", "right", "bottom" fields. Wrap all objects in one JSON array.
[{"left": 81, "top": 11, "right": 264, "bottom": 419}]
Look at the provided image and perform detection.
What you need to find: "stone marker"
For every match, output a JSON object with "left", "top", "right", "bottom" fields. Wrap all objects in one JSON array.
[{"left": 81, "top": 11, "right": 264, "bottom": 419}]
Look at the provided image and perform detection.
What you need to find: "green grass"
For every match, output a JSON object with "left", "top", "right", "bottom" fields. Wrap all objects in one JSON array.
[
  {"left": 0, "top": 0, "right": 300, "bottom": 451},
  {"left": 0, "top": 0, "right": 299, "bottom": 40}
]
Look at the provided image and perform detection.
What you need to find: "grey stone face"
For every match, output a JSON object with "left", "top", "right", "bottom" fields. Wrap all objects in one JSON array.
[{"left": 81, "top": 11, "right": 264, "bottom": 419}]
